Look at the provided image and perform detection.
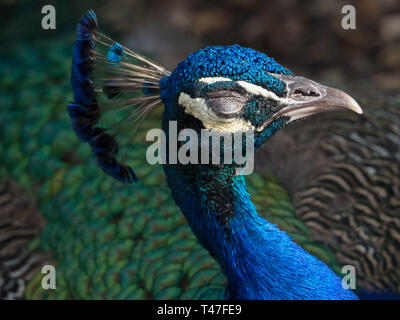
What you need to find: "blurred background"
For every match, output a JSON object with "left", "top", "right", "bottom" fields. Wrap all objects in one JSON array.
[
  {"left": 2, "top": 0, "right": 399, "bottom": 88},
  {"left": 0, "top": 0, "right": 399, "bottom": 300}
]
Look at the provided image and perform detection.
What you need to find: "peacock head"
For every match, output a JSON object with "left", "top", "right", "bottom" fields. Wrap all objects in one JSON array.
[
  {"left": 159, "top": 44, "right": 362, "bottom": 151},
  {"left": 69, "top": 10, "right": 364, "bottom": 183}
]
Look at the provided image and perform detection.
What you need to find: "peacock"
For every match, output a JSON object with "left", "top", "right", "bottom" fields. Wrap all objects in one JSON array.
[
  {"left": 0, "top": 10, "right": 399, "bottom": 300},
  {"left": 69, "top": 10, "right": 363, "bottom": 299}
]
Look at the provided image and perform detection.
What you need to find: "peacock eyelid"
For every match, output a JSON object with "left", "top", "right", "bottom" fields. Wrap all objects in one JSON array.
[{"left": 204, "top": 90, "right": 248, "bottom": 117}]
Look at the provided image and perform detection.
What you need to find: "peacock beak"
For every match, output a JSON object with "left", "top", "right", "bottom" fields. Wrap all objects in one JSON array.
[{"left": 258, "top": 74, "right": 363, "bottom": 131}]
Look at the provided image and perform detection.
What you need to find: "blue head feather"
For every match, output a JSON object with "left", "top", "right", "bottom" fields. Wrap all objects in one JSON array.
[
  {"left": 160, "top": 44, "right": 292, "bottom": 104},
  {"left": 160, "top": 45, "right": 294, "bottom": 147}
]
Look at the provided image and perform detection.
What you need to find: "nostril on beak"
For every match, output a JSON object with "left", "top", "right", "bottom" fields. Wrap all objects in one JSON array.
[{"left": 293, "top": 88, "right": 320, "bottom": 97}]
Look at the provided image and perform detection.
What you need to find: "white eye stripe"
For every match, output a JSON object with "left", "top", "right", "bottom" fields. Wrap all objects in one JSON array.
[
  {"left": 236, "top": 80, "right": 294, "bottom": 104},
  {"left": 199, "top": 77, "right": 232, "bottom": 84},
  {"left": 199, "top": 78, "right": 297, "bottom": 105}
]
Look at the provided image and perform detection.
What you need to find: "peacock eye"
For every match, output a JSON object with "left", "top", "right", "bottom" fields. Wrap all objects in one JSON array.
[{"left": 205, "top": 91, "right": 247, "bottom": 117}]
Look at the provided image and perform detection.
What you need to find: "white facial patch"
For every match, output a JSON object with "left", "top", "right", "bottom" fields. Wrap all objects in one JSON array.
[
  {"left": 178, "top": 92, "right": 254, "bottom": 132},
  {"left": 199, "top": 77, "right": 232, "bottom": 84}
]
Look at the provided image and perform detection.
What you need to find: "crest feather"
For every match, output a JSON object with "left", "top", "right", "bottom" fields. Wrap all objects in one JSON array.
[{"left": 68, "top": 10, "right": 170, "bottom": 183}]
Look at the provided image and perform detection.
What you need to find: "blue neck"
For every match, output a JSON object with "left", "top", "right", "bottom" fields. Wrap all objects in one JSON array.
[{"left": 163, "top": 162, "right": 358, "bottom": 300}]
